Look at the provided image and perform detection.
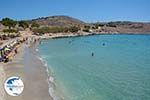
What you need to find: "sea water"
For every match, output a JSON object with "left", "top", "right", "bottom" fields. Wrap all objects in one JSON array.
[{"left": 38, "top": 34, "right": 150, "bottom": 100}]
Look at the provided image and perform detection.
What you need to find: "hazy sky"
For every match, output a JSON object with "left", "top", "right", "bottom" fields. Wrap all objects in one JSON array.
[{"left": 0, "top": 0, "right": 150, "bottom": 22}]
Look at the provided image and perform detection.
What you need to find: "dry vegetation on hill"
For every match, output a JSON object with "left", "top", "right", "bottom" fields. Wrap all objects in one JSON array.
[
  {"left": 30, "top": 16, "right": 86, "bottom": 27},
  {"left": 0, "top": 16, "right": 150, "bottom": 34}
]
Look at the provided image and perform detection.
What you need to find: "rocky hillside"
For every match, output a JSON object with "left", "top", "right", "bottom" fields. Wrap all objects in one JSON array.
[
  {"left": 0, "top": 23, "right": 5, "bottom": 31},
  {"left": 30, "top": 15, "right": 87, "bottom": 27},
  {"left": 93, "top": 21, "right": 150, "bottom": 33},
  {"left": 30, "top": 16, "right": 150, "bottom": 33},
  {"left": 0, "top": 16, "right": 150, "bottom": 34}
]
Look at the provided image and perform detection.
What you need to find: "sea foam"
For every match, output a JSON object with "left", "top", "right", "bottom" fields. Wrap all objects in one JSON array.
[{"left": 36, "top": 54, "right": 63, "bottom": 100}]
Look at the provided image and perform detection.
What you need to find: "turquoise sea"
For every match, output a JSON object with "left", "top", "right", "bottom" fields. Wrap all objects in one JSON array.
[{"left": 38, "top": 34, "right": 150, "bottom": 100}]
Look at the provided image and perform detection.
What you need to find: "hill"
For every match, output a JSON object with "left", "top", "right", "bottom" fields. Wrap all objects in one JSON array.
[
  {"left": 29, "top": 16, "right": 150, "bottom": 33},
  {"left": 0, "top": 16, "right": 150, "bottom": 34},
  {"left": 91, "top": 21, "right": 150, "bottom": 34},
  {"left": 29, "top": 15, "right": 87, "bottom": 27}
]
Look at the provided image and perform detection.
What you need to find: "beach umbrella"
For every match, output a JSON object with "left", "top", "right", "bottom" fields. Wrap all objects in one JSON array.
[{"left": 4, "top": 47, "right": 11, "bottom": 51}]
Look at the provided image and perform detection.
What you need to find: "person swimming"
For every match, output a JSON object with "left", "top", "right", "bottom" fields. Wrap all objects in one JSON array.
[
  {"left": 68, "top": 41, "right": 72, "bottom": 44},
  {"left": 91, "top": 52, "right": 94, "bottom": 56},
  {"left": 68, "top": 39, "right": 74, "bottom": 44},
  {"left": 102, "top": 43, "right": 105, "bottom": 46}
]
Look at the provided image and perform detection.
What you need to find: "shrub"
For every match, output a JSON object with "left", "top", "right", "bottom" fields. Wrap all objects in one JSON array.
[
  {"left": 68, "top": 26, "right": 79, "bottom": 33},
  {"left": 31, "top": 22, "right": 40, "bottom": 28},
  {"left": 84, "top": 25, "right": 90, "bottom": 29},
  {"left": 49, "top": 27, "right": 64, "bottom": 33},
  {"left": 83, "top": 25, "right": 90, "bottom": 32},
  {"left": 32, "top": 26, "right": 79, "bottom": 34},
  {"left": 3, "top": 29, "right": 18, "bottom": 33},
  {"left": 19, "top": 21, "right": 29, "bottom": 29},
  {"left": 1, "top": 18, "right": 17, "bottom": 29},
  {"left": 32, "top": 27, "right": 49, "bottom": 34},
  {"left": 83, "top": 29, "right": 89, "bottom": 32},
  {"left": 106, "top": 22, "right": 117, "bottom": 27},
  {"left": 94, "top": 23, "right": 105, "bottom": 28}
]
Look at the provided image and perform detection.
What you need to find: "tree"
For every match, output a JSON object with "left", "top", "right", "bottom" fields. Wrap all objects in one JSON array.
[
  {"left": 84, "top": 25, "right": 90, "bottom": 29},
  {"left": 106, "top": 22, "right": 117, "bottom": 27},
  {"left": 83, "top": 25, "right": 90, "bottom": 32},
  {"left": 3, "top": 29, "right": 18, "bottom": 33},
  {"left": 31, "top": 22, "right": 40, "bottom": 28},
  {"left": 1, "top": 18, "right": 17, "bottom": 29},
  {"left": 94, "top": 23, "right": 105, "bottom": 29},
  {"left": 19, "top": 21, "right": 29, "bottom": 29},
  {"left": 68, "top": 26, "right": 79, "bottom": 33}
]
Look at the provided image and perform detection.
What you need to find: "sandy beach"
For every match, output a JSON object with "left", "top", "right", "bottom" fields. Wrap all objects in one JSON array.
[
  {"left": 0, "top": 31, "right": 92, "bottom": 100},
  {"left": 2, "top": 41, "right": 52, "bottom": 100},
  {"left": 0, "top": 64, "right": 6, "bottom": 100}
]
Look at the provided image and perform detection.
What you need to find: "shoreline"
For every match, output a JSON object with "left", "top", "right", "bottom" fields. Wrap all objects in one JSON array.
[
  {"left": 34, "top": 40, "right": 64, "bottom": 100},
  {"left": 2, "top": 40, "right": 53, "bottom": 100},
  {"left": 1, "top": 32, "right": 150, "bottom": 100},
  {"left": 23, "top": 42, "right": 53, "bottom": 100},
  {"left": 36, "top": 51, "right": 63, "bottom": 100},
  {"left": 37, "top": 32, "right": 150, "bottom": 40},
  {"left": 29, "top": 40, "right": 60, "bottom": 100}
]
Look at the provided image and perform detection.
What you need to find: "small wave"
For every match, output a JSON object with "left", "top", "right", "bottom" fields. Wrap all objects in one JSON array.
[
  {"left": 36, "top": 55, "right": 43, "bottom": 61},
  {"left": 35, "top": 48, "right": 39, "bottom": 52},
  {"left": 48, "top": 82, "right": 62, "bottom": 100},
  {"left": 49, "top": 76, "right": 54, "bottom": 83},
  {"left": 36, "top": 54, "right": 63, "bottom": 100},
  {"left": 44, "top": 63, "right": 48, "bottom": 67}
]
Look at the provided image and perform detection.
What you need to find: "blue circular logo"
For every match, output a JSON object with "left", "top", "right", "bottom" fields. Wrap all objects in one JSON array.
[{"left": 4, "top": 76, "right": 24, "bottom": 96}]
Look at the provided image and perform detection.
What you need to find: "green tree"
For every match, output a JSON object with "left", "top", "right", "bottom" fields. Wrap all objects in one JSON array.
[
  {"left": 1, "top": 18, "right": 17, "bottom": 29},
  {"left": 83, "top": 25, "right": 90, "bottom": 32},
  {"left": 19, "top": 21, "right": 29, "bottom": 29},
  {"left": 31, "top": 22, "right": 40, "bottom": 28},
  {"left": 94, "top": 23, "right": 105, "bottom": 29},
  {"left": 84, "top": 25, "right": 90, "bottom": 29},
  {"left": 68, "top": 26, "right": 79, "bottom": 33},
  {"left": 3, "top": 29, "right": 18, "bottom": 33}
]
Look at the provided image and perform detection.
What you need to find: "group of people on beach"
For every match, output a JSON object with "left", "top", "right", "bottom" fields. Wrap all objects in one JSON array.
[
  {"left": 0, "top": 34, "right": 42, "bottom": 63},
  {"left": 0, "top": 38, "right": 25, "bottom": 63}
]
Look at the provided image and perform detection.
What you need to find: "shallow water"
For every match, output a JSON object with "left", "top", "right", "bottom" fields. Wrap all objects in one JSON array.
[{"left": 38, "top": 34, "right": 150, "bottom": 100}]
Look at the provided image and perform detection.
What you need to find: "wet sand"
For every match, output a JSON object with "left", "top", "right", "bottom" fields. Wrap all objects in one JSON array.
[{"left": 3, "top": 43, "right": 52, "bottom": 100}]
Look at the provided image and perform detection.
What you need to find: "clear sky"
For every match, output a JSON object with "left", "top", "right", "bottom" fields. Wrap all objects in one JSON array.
[{"left": 0, "top": 0, "right": 150, "bottom": 22}]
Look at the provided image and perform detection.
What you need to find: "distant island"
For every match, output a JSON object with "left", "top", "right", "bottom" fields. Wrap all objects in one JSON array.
[{"left": 0, "top": 15, "right": 150, "bottom": 43}]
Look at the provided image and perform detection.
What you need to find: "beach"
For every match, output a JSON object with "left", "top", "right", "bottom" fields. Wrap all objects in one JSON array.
[
  {"left": 0, "top": 0, "right": 150, "bottom": 99},
  {"left": 1, "top": 39, "right": 52, "bottom": 100},
  {"left": 0, "top": 32, "right": 93, "bottom": 100},
  {"left": 0, "top": 64, "right": 6, "bottom": 100},
  {"left": 1, "top": 34, "right": 150, "bottom": 100}
]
